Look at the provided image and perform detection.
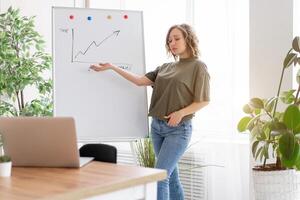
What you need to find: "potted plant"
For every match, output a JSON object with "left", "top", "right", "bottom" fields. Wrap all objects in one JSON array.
[
  {"left": 0, "top": 7, "right": 53, "bottom": 117},
  {"left": 0, "top": 134, "right": 11, "bottom": 177},
  {"left": 238, "top": 36, "right": 300, "bottom": 199},
  {"left": 134, "top": 136, "right": 156, "bottom": 168}
]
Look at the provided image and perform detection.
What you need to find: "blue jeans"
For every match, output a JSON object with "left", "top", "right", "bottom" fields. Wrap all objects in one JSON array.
[{"left": 151, "top": 117, "right": 192, "bottom": 200}]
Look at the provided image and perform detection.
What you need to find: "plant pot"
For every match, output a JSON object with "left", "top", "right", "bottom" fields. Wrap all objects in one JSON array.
[
  {"left": 295, "top": 171, "right": 300, "bottom": 199},
  {"left": 0, "top": 161, "right": 12, "bottom": 177},
  {"left": 253, "top": 169, "right": 295, "bottom": 200}
]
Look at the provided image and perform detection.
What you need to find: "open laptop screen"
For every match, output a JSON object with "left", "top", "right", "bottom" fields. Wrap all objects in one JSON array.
[{"left": 0, "top": 117, "right": 92, "bottom": 168}]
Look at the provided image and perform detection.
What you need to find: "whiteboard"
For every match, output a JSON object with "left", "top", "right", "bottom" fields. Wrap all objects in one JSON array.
[{"left": 52, "top": 7, "right": 148, "bottom": 141}]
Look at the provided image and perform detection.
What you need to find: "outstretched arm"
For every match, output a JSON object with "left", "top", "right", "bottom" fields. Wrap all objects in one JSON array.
[{"left": 90, "top": 63, "right": 153, "bottom": 86}]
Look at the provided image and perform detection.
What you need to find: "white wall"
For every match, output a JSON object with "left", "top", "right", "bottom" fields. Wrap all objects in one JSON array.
[
  {"left": 250, "top": 0, "right": 294, "bottom": 199},
  {"left": 295, "top": 0, "right": 300, "bottom": 37},
  {"left": 294, "top": 0, "right": 300, "bottom": 88},
  {"left": 250, "top": 0, "right": 293, "bottom": 99}
]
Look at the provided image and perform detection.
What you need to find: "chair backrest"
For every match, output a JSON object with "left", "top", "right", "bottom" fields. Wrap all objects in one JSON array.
[{"left": 79, "top": 144, "right": 117, "bottom": 163}]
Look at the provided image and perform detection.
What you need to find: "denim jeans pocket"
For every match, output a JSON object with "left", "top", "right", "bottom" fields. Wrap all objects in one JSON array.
[
  {"left": 180, "top": 120, "right": 192, "bottom": 140},
  {"left": 182, "top": 120, "right": 192, "bottom": 130},
  {"left": 151, "top": 118, "right": 160, "bottom": 132}
]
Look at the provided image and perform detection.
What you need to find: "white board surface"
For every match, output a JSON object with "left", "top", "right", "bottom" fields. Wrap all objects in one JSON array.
[{"left": 52, "top": 7, "right": 148, "bottom": 141}]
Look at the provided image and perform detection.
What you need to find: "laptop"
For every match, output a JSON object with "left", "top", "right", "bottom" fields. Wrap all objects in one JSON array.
[{"left": 0, "top": 117, "right": 93, "bottom": 168}]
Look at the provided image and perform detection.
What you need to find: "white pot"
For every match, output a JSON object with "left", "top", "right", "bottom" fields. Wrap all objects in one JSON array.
[
  {"left": 294, "top": 171, "right": 300, "bottom": 199},
  {"left": 0, "top": 161, "right": 12, "bottom": 177},
  {"left": 253, "top": 169, "right": 295, "bottom": 200}
]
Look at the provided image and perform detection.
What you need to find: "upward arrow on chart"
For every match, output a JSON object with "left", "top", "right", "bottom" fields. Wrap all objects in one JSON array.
[{"left": 72, "top": 29, "right": 121, "bottom": 60}]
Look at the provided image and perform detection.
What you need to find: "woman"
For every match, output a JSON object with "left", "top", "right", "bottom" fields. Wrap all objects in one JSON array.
[{"left": 90, "top": 23, "right": 210, "bottom": 200}]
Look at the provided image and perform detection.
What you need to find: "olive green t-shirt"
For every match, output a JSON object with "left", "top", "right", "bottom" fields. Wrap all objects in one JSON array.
[{"left": 145, "top": 57, "right": 210, "bottom": 122}]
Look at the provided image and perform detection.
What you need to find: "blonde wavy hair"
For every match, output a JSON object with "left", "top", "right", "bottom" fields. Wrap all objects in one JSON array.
[{"left": 165, "top": 24, "right": 200, "bottom": 60}]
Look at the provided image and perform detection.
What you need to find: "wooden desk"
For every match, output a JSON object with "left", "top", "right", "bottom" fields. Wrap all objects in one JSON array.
[{"left": 0, "top": 162, "right": 166, "bottom": 200}]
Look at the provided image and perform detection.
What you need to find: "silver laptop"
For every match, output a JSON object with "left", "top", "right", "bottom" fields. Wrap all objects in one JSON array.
[{"left": 0, "top": 117, "right": 93, "bottom": 168}]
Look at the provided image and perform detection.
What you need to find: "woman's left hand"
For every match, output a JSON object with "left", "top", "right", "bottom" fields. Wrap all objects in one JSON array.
[{"left": 164, "top": 111, "right": 184, "bottom": 127}]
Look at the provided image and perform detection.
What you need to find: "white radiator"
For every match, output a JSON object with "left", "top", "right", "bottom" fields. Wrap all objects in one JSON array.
[
  {"left": 179, "top": 150, "right": 208, "bottom": 200},
  {"left": 117, "top": 149, "right": 136, "bottom": 165}
]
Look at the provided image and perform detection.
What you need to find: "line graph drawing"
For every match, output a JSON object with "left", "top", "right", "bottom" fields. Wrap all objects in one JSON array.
[
  {"left": 68, "top": 28, "right": 132, "bottom": 71},
  {"left": 71, "top": 28, "right": 120, "bottom": 63}
]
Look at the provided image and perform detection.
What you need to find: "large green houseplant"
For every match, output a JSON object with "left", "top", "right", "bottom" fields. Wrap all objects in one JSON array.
[
  {"left": 238, "top": 36, "right": 300, "bottom": 170},
  {"left": 238, "top": 36, "right": 300, "bottom": 199},
  {"left": 0, "top": 7, "right": 53, "bottom": 117}
]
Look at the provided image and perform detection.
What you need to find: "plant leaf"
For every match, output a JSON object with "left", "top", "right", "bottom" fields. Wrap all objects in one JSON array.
[
  {"left": 269, "top": 121, "right": 287, "bottom": 136},
  {"left": 280, "top": 90, "right": 296, "bottom": 104},
  {"left": 295, "top": 124, "right": 300, "bottom": 134},
  {"left": 134, "top": 138, "right": 156, "bottom": 168},
  {"left": 265, "top": 97, "right": 277, "bottom": 112},
  {"left": 295, "top": 146, "right": 300, "bottom": 170},
  {"left": 252, "top": 141, "right": 260, "bottom": 158},
  {"left": 282, "top": 142, "right": 300, "bottom": 168},
  {"left": 251, "top": 125, "right": 262, "bottom": 140},
  {"left": 246, "top": 113, "right": 264, "bottom": 130},
  {"left": 279, "top": 132, "right": 295, "bottom": 160},
  {"left": 255, "top": 146, "right": 263, "bottom": 161},
  {"left": 242, "top": 104, "right": 253, "bottom": 114},
  {"left": 270, "top": 121, "right": 287, "bottom": 130},
  {"left": 283, "top": 105, "right": 300, "bottom": 132},
  {"left": 254, "top": 108, "right": 261, "bottom": 115},
  {"left": 283, "top": 52, "right": 297, "bottom": 68},
  {"left": 249, "top": 98, "right": 264, "bottom": 109},
  {"left": 294, "top": 56, "right": 299, "bottom": 66},
  {"left": 292, "top": 36, "right": 300, "bottom": 53},
  {"left": 237, "top": 116, "right": 252, "bottom": 132}
]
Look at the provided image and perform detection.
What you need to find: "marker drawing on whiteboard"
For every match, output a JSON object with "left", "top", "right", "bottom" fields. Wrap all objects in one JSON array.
[
  {"left": 60, "top": 28, "right": 69, "bottom": 33},
  {"left": 71, "top": 28, "right": 120, "bottom": 63}
]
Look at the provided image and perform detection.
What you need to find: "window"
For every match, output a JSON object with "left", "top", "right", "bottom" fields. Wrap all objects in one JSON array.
[
  {"left": 193, "top": 0, "right": 249, "bottom": 136},
  {"left": 88, "top": 2, "right": 249, "bottom": 199},
  {"left": 89, "top": 0, "right": 249, "bottom": 137}
]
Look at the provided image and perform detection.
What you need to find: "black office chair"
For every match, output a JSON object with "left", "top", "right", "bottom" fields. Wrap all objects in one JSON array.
[{"left": 79, "top": 144, "right": 117, "bottom": 163}]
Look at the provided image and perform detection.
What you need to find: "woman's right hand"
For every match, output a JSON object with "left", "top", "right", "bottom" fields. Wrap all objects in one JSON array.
[{"left": 90, "top": 63, "right": 114, "bottom": 71}]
